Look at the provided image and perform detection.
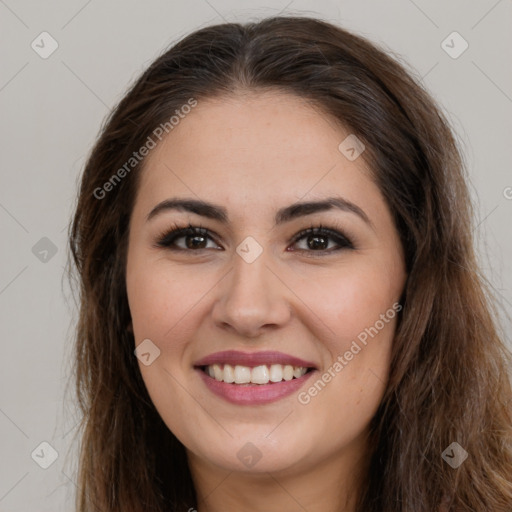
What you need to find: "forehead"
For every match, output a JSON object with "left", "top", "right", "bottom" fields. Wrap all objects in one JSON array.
[{"left": 133, "top": 91, "right": 382, "bottom": 223}]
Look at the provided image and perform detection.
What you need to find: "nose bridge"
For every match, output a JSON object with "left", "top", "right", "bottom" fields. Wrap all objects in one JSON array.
[
  {"left": 211, "top": 242, "right": 290, "bottom": 336},
  {"left": 231, "top": 245, "right": 271, "bottom": 300}
]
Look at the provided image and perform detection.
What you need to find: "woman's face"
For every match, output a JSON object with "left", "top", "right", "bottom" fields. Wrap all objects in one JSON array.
[{"left": 126, "top": 91, "right": 406, "bottom": 476}]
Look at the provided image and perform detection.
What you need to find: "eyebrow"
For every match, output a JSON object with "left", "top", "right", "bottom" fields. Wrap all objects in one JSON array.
[{"left": 146, "top": 196, "right": 373, "bottom": 228}]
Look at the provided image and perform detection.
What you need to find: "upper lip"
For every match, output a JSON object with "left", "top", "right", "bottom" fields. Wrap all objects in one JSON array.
[{"left": 193, "top": 350, "right": 317, "bottom": 369}]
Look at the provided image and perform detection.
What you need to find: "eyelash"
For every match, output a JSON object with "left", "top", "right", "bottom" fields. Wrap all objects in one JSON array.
[{"left": 154, "top": 222, "right": 355, "bottom": 257}]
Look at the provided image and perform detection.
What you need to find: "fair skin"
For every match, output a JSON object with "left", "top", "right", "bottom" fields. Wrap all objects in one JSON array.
[{"left": 126, "top": 90, "right": 407, "bottom": 512}]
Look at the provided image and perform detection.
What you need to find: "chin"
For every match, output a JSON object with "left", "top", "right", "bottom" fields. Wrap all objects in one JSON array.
[{"left": 186, "top": 429, "right": 315, "bottom": 475}]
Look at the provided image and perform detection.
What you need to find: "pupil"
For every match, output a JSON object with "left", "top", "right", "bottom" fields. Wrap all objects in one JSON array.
[
  {"left": 308, "top": 236, "right": 327, "bottom": 250},
  {"left": 187, "top": 235, "right": 206, "bottom": 249}
]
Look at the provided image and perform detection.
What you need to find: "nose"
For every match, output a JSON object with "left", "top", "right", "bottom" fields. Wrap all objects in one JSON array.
[{"left": 210, "top": 249, "right": 292, "bottom": 339}]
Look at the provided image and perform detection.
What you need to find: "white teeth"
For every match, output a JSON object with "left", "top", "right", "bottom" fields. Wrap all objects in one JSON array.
[
  {"left": 269, "top": 364, "right": 283, "bottom": 382},
  {"left": 251, "top": 365, "right": 270, "bottom": 384},
  {"left": 293, "top": 366, "right": 303, "bottom": 378},
  {"left": 234, "top": 365, "right": 251, "bottom": 384},
  {"left": 204, "top": 363, "right": 309, "bottom": 384},
  {"left": 283, "top": 365, "right": 294, "bottom": 381},
  {"left": 223, "top": 364, "right": 235, "bottom": 383},
  {"left": 213, "top": 363, "right": 223, "bottom": 381}
]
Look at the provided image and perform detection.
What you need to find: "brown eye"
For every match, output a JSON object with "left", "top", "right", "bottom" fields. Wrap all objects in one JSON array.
[
  {"left": 155, "top": 223, "right": 354, "bottom": 256},
  {"left": 156, "top": 226, "right": 221, "bottom": 251},
  {"left": 290, "top": 226, "right": 354, "bottom": 255}
]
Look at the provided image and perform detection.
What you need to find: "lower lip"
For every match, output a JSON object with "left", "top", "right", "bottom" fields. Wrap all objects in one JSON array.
[{"left": 196, "top": 368, "right": 316, "bottom": 405}]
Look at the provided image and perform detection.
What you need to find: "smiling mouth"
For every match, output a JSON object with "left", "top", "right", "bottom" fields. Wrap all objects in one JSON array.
[{"left": 199, "top": 363, "right": 314, "bottom": 385}]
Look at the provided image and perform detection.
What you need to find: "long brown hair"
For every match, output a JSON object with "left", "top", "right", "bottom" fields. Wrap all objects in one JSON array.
[{"left": 67, "top": 15, "right": 512, "bottom": 511}]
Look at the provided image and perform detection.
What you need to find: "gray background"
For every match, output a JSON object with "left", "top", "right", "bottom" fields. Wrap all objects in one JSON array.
[{"left": 1, "top": 0, "right": 511, "bottom": 510}]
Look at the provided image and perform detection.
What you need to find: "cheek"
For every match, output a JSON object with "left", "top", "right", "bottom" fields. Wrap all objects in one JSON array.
[
  {"left": 127, "top": 258, "right": 204, "bottom": 340},
  {"left": 126, "top": 259, "right": 209, "bottom": 442},
  {"left": 295, "top": 272, "right": 398, "bottom": 436},
  {"left": 300, "top": 260, "right": 400, "bottom": 350},
  {"left": 293, "top": 258, "right": 401, "bottom": 419}
]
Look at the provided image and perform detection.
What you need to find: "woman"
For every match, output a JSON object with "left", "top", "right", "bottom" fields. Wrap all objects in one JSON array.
[{"left": 67, "top": 15, "right": 512, "bottom": 512}]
